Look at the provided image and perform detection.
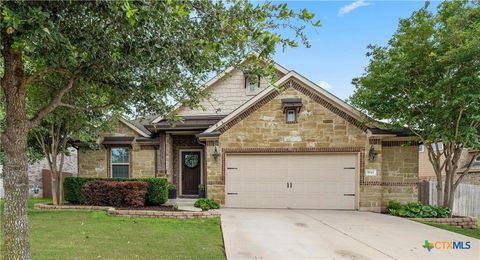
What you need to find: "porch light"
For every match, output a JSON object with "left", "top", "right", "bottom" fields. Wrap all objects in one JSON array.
[
  {"left": 368, "top": 145, "right": 377, "bottom": 161},
  {"left": 212, "top": 146, "right": 220, "bottom": 161}
]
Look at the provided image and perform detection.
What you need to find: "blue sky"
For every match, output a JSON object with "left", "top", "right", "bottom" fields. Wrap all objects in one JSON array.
[{"left": 272, "top": 0, "right": 440, "bottom": 101}]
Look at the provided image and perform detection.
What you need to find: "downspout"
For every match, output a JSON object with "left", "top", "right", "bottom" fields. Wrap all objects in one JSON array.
[{"left": 154, "top": 146, "right": 158, "bottom": 177}]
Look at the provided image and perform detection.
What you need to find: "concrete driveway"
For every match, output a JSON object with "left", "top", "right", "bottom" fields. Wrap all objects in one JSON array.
[{"left": 221, "top": 209, "right": 479, "bottom": 259}]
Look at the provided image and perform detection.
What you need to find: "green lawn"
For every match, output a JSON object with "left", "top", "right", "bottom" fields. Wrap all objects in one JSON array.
[
  {"left": 0, "top": 199, "right": 225, "bottom": 259},
  {"left": 418, "top": 219, "right": 480, "bottom": 240}
]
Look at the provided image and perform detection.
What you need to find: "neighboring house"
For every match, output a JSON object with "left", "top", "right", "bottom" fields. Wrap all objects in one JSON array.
[
  {"left": 0, "top": 149, "right": 78, "bottom": 199},
  {"left": 419, "top": 144, "right": 480, "bottom": 185},
  {"left": 78, "top": 59, "right": 419, "bottom": 212}
]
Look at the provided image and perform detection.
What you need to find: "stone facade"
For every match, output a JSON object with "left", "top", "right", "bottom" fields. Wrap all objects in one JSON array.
[
  {"left": 204, "top": 81, "right": 419, "bottom": 211},
  {"left": 78, "top": 121, "right": 156, "bottom": 179}
]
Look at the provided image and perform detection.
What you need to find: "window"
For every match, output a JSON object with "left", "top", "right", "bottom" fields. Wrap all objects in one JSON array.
[
  {"left": 431, "top": 143, "right": 444, "bottom": 151},
  {"left": 418, "top": 144, "right": 425, "bottom": 153},
  {"left": 286, "top": 109, "right": 296, "bottom": 123},
  {"left": 476, "top": 155, "right": 480, "bottom": 162},
  {"left": 111, "top": 147, "right": 129, "bottom": 178},
  {"left": 248, "top": 79, "right": 256, "bottom": 93}
]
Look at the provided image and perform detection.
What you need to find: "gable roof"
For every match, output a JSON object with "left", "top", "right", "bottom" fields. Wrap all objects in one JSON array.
[
  {"left": 119, "top": 118, "right": 151, "bottom": 137},
  {"left": 203, "top": 71, "right": 371, "bottom": 134},
  {"left": 150, "top": 60, "right": 289, "bottom": 124}
]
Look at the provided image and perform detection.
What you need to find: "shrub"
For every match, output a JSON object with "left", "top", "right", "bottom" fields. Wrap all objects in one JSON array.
[
  {"left": 194, "top": 198, "right": 220, "bottom": 211},
  {"left": 387, "top": 200, "right": 450, "bottom": 218},
  {"left": 82, "top": 180, "right": 148, "bottom": 207},
  {"left": 64, "top": 177, "right": 94, "bottom": 204},
  {"left": 64, "top": 177, "right": 168, "bottom": 206},
  {"left": 142, "top": 177, "right": 168, "bottom": 206},
  {"left": 168, "top": 183, "right": 176, "bottom": 191}
]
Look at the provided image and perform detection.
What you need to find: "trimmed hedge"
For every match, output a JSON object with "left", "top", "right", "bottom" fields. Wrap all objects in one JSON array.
[
  {"left": 64, "top": 177, "right": 168, "bottom": 206},
  {"left": 142, "top": 178, "right": 169, "bottom": 206},
  {"left": 83, "top": 180, "right": 149, "bottom": 207}
]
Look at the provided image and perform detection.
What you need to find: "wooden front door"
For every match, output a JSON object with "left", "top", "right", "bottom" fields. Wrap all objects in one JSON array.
[{"left": 181, "top": 151, "right": 202, "bottom": 195}]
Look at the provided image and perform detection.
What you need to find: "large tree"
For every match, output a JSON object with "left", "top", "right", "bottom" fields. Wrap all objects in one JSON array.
[
  {"left": 0, "top": 1, "right": 319, "bottom": 259},
  {"left": 350, "top": 1, "right": 480, "bottom": 213}
]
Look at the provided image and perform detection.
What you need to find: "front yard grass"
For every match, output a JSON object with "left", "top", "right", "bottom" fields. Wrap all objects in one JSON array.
[
  {"left": 0, "top": 199, "right": 225, "bottom": 259},
  {"left": 417, "top": 219, "right": 480, "bottom": 240}
]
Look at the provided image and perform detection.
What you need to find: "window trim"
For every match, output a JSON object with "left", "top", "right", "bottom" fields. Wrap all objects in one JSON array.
[
  {"left": 418, "top": 144, "right": 425, "bottom": 153},
  {"left": 245, "top": 75, "right": 260, "bottom": 95},
  {"left": 286, "top": 109, "right": 297, "bottom": 124},
  {"left": 110, "top": 147, "right": 131, "bottom": 178}
]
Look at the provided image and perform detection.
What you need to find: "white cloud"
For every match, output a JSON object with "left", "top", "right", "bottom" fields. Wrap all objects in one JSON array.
[
  {"left": 318, "top": 81, "right": 332, "bottom": 90},
  {"left": 338, "top": 0, "right": 369, "bottom": 16}
]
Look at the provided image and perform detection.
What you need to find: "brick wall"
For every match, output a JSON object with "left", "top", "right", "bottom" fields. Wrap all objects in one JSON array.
[{"left": 205, "top": 81, "right": 419, "bottom": 211}]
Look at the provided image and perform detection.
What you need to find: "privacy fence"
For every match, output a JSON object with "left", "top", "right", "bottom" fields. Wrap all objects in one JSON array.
[{"left": 418, "top": 180, "right": 480, "bottom": 218}]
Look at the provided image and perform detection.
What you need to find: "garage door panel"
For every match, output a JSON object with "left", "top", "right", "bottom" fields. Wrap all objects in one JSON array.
[{"left": 225, "top": 154, "right": 357, "bottom": 209}]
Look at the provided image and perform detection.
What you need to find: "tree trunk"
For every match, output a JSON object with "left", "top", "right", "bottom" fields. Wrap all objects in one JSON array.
[
  {"left": 51, "top": 170, "right": 59, "bottom": 205},
  {"left": 1, "top": 37, "right": 31, "bottom": 259},
  {"left": 58, "top": 171, "right": 64, "bottom": 205}
]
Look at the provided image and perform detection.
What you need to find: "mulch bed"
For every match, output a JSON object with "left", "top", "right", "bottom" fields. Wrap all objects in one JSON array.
[{"left": 116, "top": 205, "right": 183, "bottom": 212}]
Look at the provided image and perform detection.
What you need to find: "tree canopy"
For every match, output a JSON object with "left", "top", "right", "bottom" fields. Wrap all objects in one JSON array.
[
  {"left": 350, "top": 0, "right": 480, "bottom": 211},
  {"left": 350, "top": 1, "right": 480, "bottom": 148},
  {"left": 1, "top": 1, "right": 320, "bottom": 120},
  {"left": 0, "top": 1, "right": 320, "bottom": 258}
]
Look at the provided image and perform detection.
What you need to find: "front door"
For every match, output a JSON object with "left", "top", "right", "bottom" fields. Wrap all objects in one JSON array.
[{"left": 181, "top": 151, "right": 202, "bottom": 195}]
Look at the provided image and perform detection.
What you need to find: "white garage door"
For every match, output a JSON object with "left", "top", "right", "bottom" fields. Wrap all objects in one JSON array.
[{"left": 225, "top": 154, "right": 357, "bottom": 209}]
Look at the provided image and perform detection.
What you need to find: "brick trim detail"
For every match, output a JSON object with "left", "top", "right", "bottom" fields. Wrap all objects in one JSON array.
[
  {"left": 382, "top": 140, "right": 419, "bottom": 147},
  {"left": 362, "top": 181, "right": 418, "bottom": 186},
  {"left": 217, "top": 78, "right": 368, "bottom": 134},
  {"left": 218, "top": 91, "right": 279, "bottom": 133},
  {"left": 288, "top": 79, "right": 368, "bottom": 132},
  {"left": 369, "top": 138, "right": 382, "bottom": 145},
  {"left": 221, "top": 147, "right": 365, "bottom": 186},
  {"left": 219, "top": 147, "right": 415, "bottom": 187}
]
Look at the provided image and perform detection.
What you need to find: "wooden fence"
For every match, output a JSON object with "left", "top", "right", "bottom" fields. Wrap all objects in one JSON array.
[{"left": 418, "top": 180, "right": 480, "bottom": 218}]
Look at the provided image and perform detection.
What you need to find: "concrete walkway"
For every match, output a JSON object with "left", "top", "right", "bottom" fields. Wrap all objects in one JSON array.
[{"left": 221, "top": 209, "right": 480, "bottom": 259}]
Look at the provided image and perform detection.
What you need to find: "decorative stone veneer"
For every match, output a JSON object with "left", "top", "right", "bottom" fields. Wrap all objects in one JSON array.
[
  {"left": 78, "top": 121, "right": 156, "bottom": 178},
  {"left": 412, "top": 217, "right": 478, "bottom": 229},
  {"left": 34, "top": 203, "right": 220, "bottom": 219},
  {"left": 165, "top": 133, "right": 174, "bottom": 183},
  {"left": 206, "top": 83, "right": 371, "bottom": 205},
  {"left": 205, "top": 80, "right": 419, "bottom": 210}
]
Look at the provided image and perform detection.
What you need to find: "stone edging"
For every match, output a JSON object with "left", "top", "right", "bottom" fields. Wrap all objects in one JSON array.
[
  {"left": 34, "top": 203, "right": 220, "bottom": 219},
  {"left": 411, "top": 217, "right": 478, "bottom": 229}
]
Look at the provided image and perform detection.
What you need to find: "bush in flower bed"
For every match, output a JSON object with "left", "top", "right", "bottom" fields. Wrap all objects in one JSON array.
[
  {"left": 64, "top": 177, "right": 168, "bottom": 206},
  {"left": 194, "top": 198, "right": 220, "bottom": 211},
  {"left": 82, "top": 180, "right": 149, "bottom": 207},
  {"left": 387, "top": 200, "right": 450, "bottom": 218}
]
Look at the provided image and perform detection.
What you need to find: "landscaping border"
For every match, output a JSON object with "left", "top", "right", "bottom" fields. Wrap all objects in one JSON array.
[
  {"left": 411, "top": 217, "right": 477, "bottom": 229},
  {"left": 34, "top": 203, "right": 220, "bottom": 219}
]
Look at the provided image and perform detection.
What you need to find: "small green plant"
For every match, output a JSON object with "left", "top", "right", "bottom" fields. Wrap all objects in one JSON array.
[
  {"left": 387, "top": 200, "right": 450, "bottom": 218},
  {"left": 172, "top": 203, "right": 179, "bottom": 211},
  {"left": 168, "top": 183, "right": 176, "bottom": 191},
  {"left": 194, "top": 198, "right": 220, "bottom": 211},
  {"left": 198, "top": 183, "right": 205, "bottom": 191}
]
